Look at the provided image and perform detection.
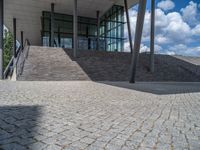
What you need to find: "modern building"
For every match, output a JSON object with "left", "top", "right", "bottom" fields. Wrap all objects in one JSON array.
[
  {"left": 42, "top": 5, "right": 125, "bottom": 52},
  {"left": 0, "top": 0, "right": 155, "bottom": 83}
]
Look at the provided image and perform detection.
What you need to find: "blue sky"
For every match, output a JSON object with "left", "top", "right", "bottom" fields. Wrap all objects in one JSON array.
[{"left": 125, "top": 0, "right": 200, "bottom": 56}]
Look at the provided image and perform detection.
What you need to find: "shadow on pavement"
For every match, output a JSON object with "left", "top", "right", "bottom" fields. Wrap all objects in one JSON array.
[
  {"left": 0, "top": 106, "right": 42, "bottom": 149},
  {"left": 99, "top": 82, "right": 200, "bottom": 95}
]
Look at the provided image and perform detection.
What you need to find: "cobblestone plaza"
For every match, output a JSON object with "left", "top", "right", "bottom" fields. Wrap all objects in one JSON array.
[{"left": 0, "top": 81, "right": 200, "bottom": 150}]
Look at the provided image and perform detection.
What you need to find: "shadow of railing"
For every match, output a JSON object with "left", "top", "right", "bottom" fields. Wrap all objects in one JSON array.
[{"left": 0, "top": 106, "right": 42, "bottom": 149}]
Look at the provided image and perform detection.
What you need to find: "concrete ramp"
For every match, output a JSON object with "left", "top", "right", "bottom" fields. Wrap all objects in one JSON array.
[{"left": 18, "top": 46, "right": 90, "bottom": 81}]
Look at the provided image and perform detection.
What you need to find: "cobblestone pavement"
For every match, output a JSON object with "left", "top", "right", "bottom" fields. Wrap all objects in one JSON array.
[{"left": 0, "top": 81, "right": 200, "bottom": 150}]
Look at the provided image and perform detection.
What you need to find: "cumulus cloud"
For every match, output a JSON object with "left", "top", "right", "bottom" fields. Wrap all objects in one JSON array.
[
  {"left": 157, "top": 0, "right": 175, "bottom": 11},
  {"left": 124, "top": 1, "right": 200, "bottom": 57},
  {"left": 140, "top": 44, "right": 150, "bottom": 53},
  {"left": 155, "top": 34, "right": 171, "bottom": 44},
  {"left": 166, "top": 51, "right": 176, "bottom": 55},
  {"left": 164, "top": 12, "right": 192, "bottom": 43},
  {"left": 124, "top": 41, "right": 150, "bottom": 53},
  {"left": 192, "top": 24, "right": 200, "bottom": 35},
  {"left": 168, "top": 44, "right": 200, "bottom": 56},
  {"left": 181, "top": 1, "right": 199, "bottom": 26}
]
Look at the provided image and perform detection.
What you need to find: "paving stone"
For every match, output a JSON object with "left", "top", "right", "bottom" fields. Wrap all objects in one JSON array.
[
  {"left": 0, "top": 143, "right": 27, "bottom": 150},
  {"left": 0, "top": 81, "right": 199, "bottom": 150},
  {"left": 43, "top": 144, "right": 62, "bottom": 150},
  {"left": 28, "top": 141, "right": 47, "bottom": 150},
  {"left": 80, "top": 137, "right": 95, "bottom": 144}
]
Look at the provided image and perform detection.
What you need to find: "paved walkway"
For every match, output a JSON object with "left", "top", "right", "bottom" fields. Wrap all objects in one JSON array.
[{"left": 0, "top": 81, "right": 200, "bottom": 150}]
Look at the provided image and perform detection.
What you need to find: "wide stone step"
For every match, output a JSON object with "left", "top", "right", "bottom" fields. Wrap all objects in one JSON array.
[
  {"left": 19, "top": 46, "right": 200, "bottom": 82},
  {"left": 18, "top": 46, "right": 90, "bottom": 81}
]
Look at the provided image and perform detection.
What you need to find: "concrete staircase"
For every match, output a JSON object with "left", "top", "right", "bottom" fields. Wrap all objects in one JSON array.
[
  {"left": 18, "top": 46, "right": 200, "bottom": 82},
  {"left": 18, "top": 46, "right": 90, "bottom": 81}
]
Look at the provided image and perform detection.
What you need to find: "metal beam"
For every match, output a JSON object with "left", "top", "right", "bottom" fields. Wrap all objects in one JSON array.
[
  {"left": 21, "top": 31, "right": 24, "bottom": 50},
  {"left": 0, "top": 0, "right": 3, "bottom": 79},
  {"left": 96, "top": 11, "right": 100, "bottom": 51},
  {"left": 124, "top": 0, "right": 133, "bottom": 53},
  {"left": 130, "top": 0, "right": 147, "bottom": 83},
  {"left": 150, "top": 0, "right": 155, "bottom": 73},
  {"left": 86, "top": 26, "right": 90, "bottom": 50},
  {"left": 50, "top": 3, "right": 55, "bottom": 47},
  {"left": 73, "top": 0, "right": 78, "bottom": 57},
  {"left": 58, "top": 26, "right": 61, "bottom": 47},
  {"left": 13, "top": 18, "right": 17, "bottom": 58}
]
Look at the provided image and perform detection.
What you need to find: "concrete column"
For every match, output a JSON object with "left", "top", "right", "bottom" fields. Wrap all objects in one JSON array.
[
  {"left": 13, "top": 18, "right": 17, "bottom": 58},
  {"left": 150, "top": 0, "right": 155, "bottom": 73},
  {"left": 124, "top": 0, "right": 133, "bottom": 53},
  {"left": 96, "top": 11, "right": 100, "bottom": 51},
  {"left": 50, "top": 3, "right": 55, "bottom": 47},
  {"left": 0, "top": 0, "right": 3, "bottom": 79},
  {"left": 21, "top": 31, "right": 24, "bottom": 50},
  {"left": 130, "top": 0, "right": 147, "bottom": 83},
  {"left": 73, "top": 0, "right": 78, "bottom": 57}
]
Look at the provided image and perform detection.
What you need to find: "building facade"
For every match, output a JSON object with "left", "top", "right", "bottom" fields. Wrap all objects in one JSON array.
[
  {"left": 0, "top": 0, "right": 154, "bottom": 83},
  {"left": 42, "top": 5, "right": 125, "bottom": 52}
]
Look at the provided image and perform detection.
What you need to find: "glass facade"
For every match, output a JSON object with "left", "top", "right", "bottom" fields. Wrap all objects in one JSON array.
[
  {"left": 100, "top": 5, "right": 125, "bottom": 52},
  {"left": 41, "top": 5, "right": 125, "bottom": 52}
]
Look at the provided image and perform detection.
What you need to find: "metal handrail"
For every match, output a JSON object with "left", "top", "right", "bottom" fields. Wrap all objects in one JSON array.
[
  {"left": 3, "top": 56, "right": 14, "bottom": 78},
  {"left": 3, "top": 45, "right": 21, "bottom": 79},
  {"left": 3, "top": 39, "right": 30, "bottom": 79},
  {"left": 16, "top": 39, "right": 30, "bottom": 79}
]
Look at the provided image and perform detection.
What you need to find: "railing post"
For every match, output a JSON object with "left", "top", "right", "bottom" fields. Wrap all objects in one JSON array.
[
  {"left": 130, "top": 0, "right": 147, "bottom": 83},
  {"left": 13, "top": 18, "right": 17, "bottom": 58},
  {"left": 0, "top": 0, "right": 3, "bottom": 79},
  {"left": 21, "top": 31, "right": 23, "bottom": 50}
]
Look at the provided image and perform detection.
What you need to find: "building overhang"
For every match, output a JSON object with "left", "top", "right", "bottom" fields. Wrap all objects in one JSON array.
[{"left": 4, "top": 0, "right": 138, "bottom": 45}]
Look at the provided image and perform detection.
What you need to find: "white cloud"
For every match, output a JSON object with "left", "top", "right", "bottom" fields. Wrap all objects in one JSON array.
[
  {"left": 124, "top": 41, "right": 131, "bottom": 52},
  {"left": 165, "top": 12, "right": 192, "bottom": 42},
  {"left": 192, "top": 24, "right": 200, "bottom": 35},
  {"left": 155, "top": 9, "right": 168, "bottom": 28},
  {"left": 124, "top": 41, "right": 150, "bottom": 53},
  {"left": 124, "top": 2, "right": 200, "bottom": 57},
  {"left": 166, "top": 51, "right": 176, "bottom": 55},
  {"left": 168, "top": 44, "right": 200, "bottom": 56},
  {"left": 181, "top": 1, "right": 199, "bottom": 26},
  {"left": 157, "top": 0, "right": 175, "bottom": 11},
  {"left": 140, "top": 44, "right": 150, "bottom": 53},
  {"left": 155, "top": 34, "right": 171, "bottom": 44}
]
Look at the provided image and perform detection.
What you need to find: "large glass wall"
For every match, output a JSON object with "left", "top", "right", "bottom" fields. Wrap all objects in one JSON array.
[
  {"left": 100, "top": 5, "right": 125, "bottom": 52},
  {"left": 41, "top": 5, "right": 125, "bottom": 51},
  {"left": 42, "top": 12, "right": 97, "bottom": 49}
]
